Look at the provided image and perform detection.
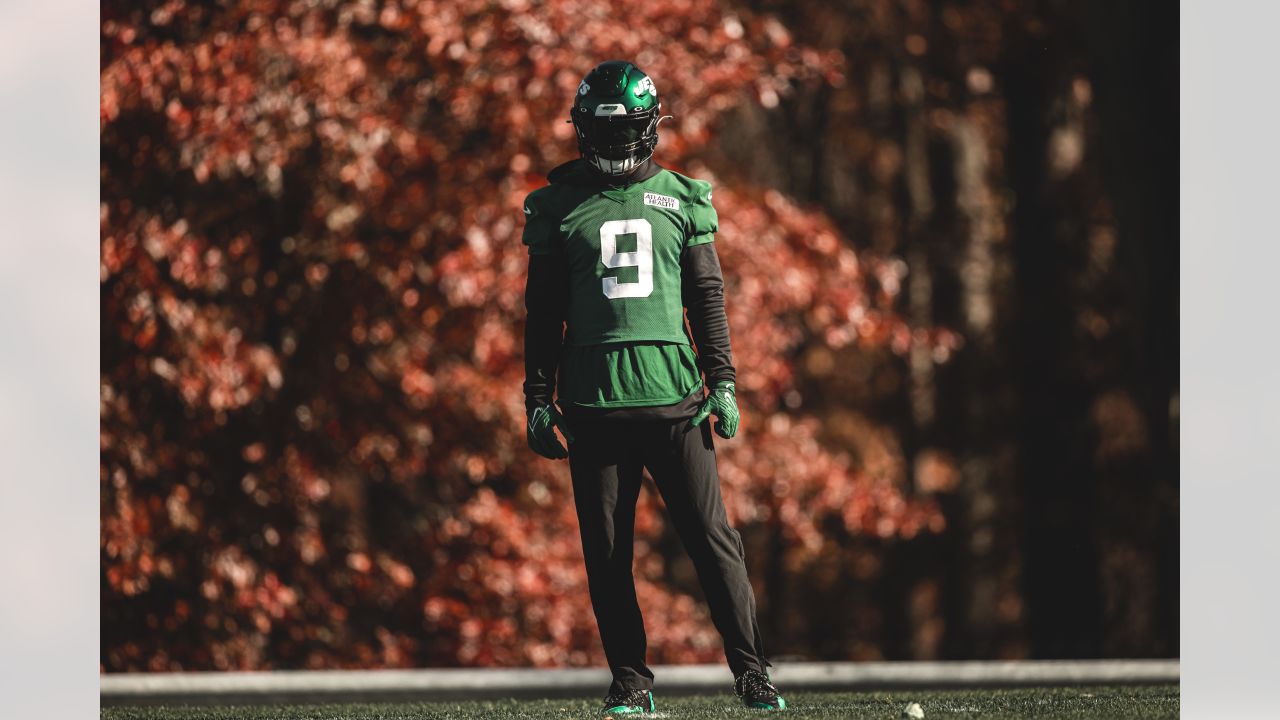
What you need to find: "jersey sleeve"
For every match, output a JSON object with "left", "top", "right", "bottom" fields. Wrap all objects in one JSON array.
[
  {"left": 521, "top": 190, "right": 562, "bottom": 255},
  {"left": 684, "top": 180, "right": 718, "bottom": 248}
]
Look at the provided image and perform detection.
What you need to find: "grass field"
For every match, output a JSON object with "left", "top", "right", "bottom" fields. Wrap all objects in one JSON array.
[{"left": 102, "top": 685, "right": 1179, "bottom": 719}]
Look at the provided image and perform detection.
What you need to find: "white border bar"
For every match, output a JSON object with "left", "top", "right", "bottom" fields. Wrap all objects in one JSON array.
[{"left": 101, "top": 660, "right": 1179, "bottom": 706}]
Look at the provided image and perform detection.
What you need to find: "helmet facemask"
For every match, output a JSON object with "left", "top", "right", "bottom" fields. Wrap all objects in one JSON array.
[{"left": 573, "top": 105, "right": 660, "bottom": 177}]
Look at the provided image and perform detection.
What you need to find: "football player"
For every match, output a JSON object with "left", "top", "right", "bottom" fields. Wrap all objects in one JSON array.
[{"left": 521, "top": 61, "right": 786, "bottom": 713}]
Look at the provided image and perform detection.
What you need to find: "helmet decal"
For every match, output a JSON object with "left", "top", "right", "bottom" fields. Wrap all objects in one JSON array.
[
  {"left": 578, "top": 81, "right": 591, "bottom": 95},
  {"left": 633, "top": 76, "right": 656, "bottom": 98}
]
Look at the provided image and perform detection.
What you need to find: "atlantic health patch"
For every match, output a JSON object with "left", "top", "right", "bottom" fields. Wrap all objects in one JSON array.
[{"left": 643, "top": 191, "right": 680, "bottom": 210}]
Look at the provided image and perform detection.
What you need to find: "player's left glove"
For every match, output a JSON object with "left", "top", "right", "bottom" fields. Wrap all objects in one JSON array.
[
  {"left": 527, "top": 403, "right": 575, "bottom": 460},
  {"left": 691, "top": 381, "right": 739, "bottom": 439}
]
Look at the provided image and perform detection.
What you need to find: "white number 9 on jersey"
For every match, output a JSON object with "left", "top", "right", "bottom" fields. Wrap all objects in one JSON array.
[{"left": 599, "top": 218, "right": 654, "bottom": 299}]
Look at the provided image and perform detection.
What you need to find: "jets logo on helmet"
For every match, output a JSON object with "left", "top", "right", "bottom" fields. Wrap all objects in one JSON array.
[
  {"left": 570, "top": 60, "right": 664, "bottom": 178},
  {"left": 634, "top": 76, "right": 656, "bottom": 97}
]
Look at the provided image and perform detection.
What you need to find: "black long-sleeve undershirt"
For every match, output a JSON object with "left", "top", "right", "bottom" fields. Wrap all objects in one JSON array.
[
  {"left": 523, "top": 241, "right": 736, "bottom": 418},
  {"left": 523, "top": 252, "right": 569, "bottom": 412},
  {"left": 681, "top": 242, "right": 736, "bottom": 389}
]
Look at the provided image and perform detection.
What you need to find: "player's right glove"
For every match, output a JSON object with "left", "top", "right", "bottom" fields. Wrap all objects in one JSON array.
[
  {"left": 526, "top": 403, "right": 575, "bottom": 460},
  {"left": 691, "top": 381, "right": 740, "bottom": 439}
]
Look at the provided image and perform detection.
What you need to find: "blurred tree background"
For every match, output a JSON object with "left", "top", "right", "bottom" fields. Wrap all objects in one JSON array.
[{"left": 100, "top": 0, "right": 1177, "bottom": 671}]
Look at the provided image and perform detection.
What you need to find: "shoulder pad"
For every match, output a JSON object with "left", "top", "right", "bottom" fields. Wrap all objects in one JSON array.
[
  {"left": 662, "top": 173, "right": 715, "bottom": 237},
  {"left": 685, "top": 178, "right": 714, "bottom": 206},
  {"left": 521, "top": 186, "right": 562, "bottom": 254}
]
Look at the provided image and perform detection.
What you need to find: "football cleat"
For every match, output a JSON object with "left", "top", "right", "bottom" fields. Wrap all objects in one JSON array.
[
  {"left": 601, "top": 688, "right": 655, "bottom": 714},
  {"left": 734, "top": 669, "right": 786, "bottom": 710},
  {"left": 571, "top": 60, "right": 664, "bottom": 178}
]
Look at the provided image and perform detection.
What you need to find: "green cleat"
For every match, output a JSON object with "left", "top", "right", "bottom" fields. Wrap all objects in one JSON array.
[
  {"left": 734, "top": 670, "right": 786, "bottom": 710},
  {"left": 601, "top": 688, "right": 654, "bottom": 714}
]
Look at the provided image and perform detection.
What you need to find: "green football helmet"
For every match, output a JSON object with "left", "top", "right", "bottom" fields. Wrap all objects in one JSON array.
[{"left": 570, "top": 60, "right": 663, "bottom": 178}]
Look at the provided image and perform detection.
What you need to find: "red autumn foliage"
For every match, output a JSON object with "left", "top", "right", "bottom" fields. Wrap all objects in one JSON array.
[{"left": 101, "top": 0, "right": 952, "bottom": 671}]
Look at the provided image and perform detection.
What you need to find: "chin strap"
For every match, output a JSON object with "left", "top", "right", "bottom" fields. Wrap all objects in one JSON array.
[
  {"left": 585, "top": 151, "right": 656, "bottom": 180},
  {"left": 587, "top": 154, "right": 640, "bottom": 177}
]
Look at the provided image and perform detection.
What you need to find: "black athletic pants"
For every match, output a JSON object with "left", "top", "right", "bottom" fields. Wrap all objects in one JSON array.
[{"left": 565, "top": 414, "right": 769, "bottom": 694}]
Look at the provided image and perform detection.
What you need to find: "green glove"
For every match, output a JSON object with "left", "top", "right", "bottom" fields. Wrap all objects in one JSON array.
[
  {"left": 691, "top": 381, "right": 740, "bottom": 439},
  {"left": 526, "top": 403, "right": 575, "bottom": 460}
]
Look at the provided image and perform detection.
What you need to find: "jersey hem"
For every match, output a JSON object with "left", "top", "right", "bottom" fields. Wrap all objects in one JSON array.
[
  {"left": 561, "top": 380, "right": 704, "bottom": 409},
  {"left": 564, "top": 334, "right": 690, "bottom": 347}
]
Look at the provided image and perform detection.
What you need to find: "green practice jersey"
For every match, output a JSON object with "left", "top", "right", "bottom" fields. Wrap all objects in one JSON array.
[
  {"left": 558, "top": 342, "right": 703, "bottom": 408},
  {"left": 522, "top": 162, "right": 718, "bottom": 409},
  {"left": 522, "top": 164, "right": 717, "bottom": 347}
]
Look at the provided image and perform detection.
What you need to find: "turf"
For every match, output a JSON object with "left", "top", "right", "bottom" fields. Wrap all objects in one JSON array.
[{"left": 102, "top": 684, "right": 1179, "bottom": 719}]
